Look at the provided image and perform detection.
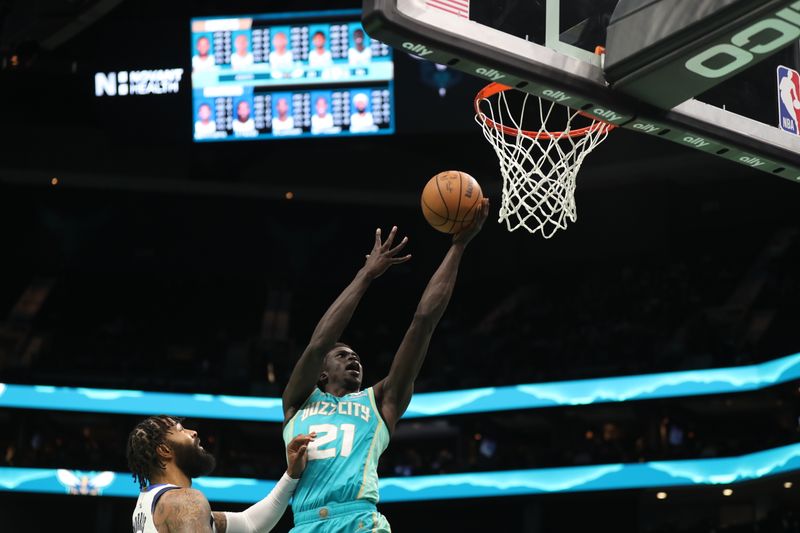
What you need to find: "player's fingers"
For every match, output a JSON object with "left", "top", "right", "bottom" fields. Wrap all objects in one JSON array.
[
  {"left": 373, "top": 227, "right": 382, "bottom": 251},
  {"left": 295, "top": 433, "right": 315, "bottom": 444},
  {"left": 479, "top": 198, "right": 490, "bottom": 221},
  {"left": 388, "top": 236, "right": 409, "bottom": 256},
  {"left": 289, "top": 434, "right": 315, "bottom": 450},
  {"left": 382, "top": 225, "right": 398, "bottom": 250},
  {"left": 297, "top": 444, "right": 308, "bottom": 457},
  {"left": 391, "top": 254, "right": 412, "bottom": 264}
]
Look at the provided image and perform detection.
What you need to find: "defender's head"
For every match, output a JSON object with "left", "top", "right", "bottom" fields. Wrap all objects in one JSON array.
[
  {"left": 126, "top": 416, "right": 215, "bottom": 490},
  {"left": 318, "top": 342, "right": 362, "bottom": 393}
]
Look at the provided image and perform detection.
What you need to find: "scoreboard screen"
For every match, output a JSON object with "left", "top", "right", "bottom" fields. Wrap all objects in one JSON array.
[{"left": 190, "top": 10, "right": 395, "bottom": 142}]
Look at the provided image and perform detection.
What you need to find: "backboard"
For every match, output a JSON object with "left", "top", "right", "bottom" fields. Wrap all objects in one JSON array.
[{"left": 363, "top": 0, "right": 800, "bottom": 181}]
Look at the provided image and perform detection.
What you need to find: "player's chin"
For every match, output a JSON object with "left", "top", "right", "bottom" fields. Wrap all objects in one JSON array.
[{"left": 344, "top": 373, "right": 362, "bottom": 388}]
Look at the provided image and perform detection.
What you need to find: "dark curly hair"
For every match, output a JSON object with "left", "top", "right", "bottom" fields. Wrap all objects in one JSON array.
[{"left": 126, "top": 415, "right": 183, "bottom": 490}]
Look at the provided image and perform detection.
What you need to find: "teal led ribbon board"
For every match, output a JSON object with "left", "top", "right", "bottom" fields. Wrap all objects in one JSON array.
[
  {"left": 2, "top": 352, "right": 799, "bottom": 420},
  {"left": 2, "top": 442, "right": 799, "bottom": 501}
]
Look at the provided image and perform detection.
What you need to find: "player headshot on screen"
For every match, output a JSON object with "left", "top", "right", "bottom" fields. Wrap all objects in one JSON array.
[
  {"left": 310, "top": 96, "right": 335, "bottom": 134},
  {"left": 269, "top": 32, "right": 294, "bottom": 72},
  {"left": 348, "top": 29, "right": 372, "bottom": 66},
  {"left": 194, "top": 103, "right": 217, "bottom": 139},
  {"left": 282, "top": 206, "right": 490, "bottom": 533},
  {"left": 271, "top": 97, "right": 296, "bottom": 134},
  {"left": 192, "top": 36, "right": 216, "bottom": 72},
  {"left": 127, "top": 415, "right": 314, "bottom": 533},
  {"left": 231, "top": 34, "right": 254, "bottom": 70},
  {"left": 308, "top": 31, "right": 333, "bottom": 68},
  {"left": 349, "top": 93, "right": 376, "bottom": 133},
  {"left": 233, "top": 100, "right": 257, "bottom": 137}
]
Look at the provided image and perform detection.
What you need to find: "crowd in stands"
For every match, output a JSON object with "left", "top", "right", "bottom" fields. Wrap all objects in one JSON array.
[{"left": 4, "top": 232, "right": 799, "bottom": 397}]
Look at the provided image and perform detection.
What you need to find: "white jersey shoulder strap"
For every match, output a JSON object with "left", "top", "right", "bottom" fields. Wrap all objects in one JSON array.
[{"left": 132, "top": 483, "right": 181, "bottom": 533}]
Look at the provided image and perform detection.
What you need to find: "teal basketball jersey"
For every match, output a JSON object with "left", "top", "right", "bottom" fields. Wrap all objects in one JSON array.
[{"left": 283, "top": 387, "right": 390, "bottom": 513}]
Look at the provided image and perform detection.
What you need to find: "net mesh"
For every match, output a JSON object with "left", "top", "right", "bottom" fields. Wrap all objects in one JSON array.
[{"left": 475, "top": 84, "right": 613, "bottom": 238}]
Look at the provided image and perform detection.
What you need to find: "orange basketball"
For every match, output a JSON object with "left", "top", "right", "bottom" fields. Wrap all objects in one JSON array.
[{"left": 421, "top": 170, "right": 483, "bottom": 234}]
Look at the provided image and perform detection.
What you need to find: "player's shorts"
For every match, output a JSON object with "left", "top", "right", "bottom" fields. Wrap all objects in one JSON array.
[{"left": 291, "top": 500, "right": 391, "bottom": 533}]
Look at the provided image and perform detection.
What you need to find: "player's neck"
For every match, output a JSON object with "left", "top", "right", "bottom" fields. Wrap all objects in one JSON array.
[
  {"left": 150, "top": 464, "right": 192, "bottom": 489},
  {"left": 325, "top": 384, "right": 359, "bottom": 397}
]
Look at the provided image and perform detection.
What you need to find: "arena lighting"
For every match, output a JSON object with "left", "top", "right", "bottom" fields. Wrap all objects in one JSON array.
[
  {"left": 722, "top": 488, "right": 734, "bottom": 496},
  {"left": 656, "top": 492, "right": 667, "bottom": 500},
  {"left": 1, "top": 351, "right": 799, "bottom": 420},
  {"left": 1, "top": 442, "right": 799, "bottom": 502},
  {"left": 784, "top": 481, "right": 793, "bottom": 489}
]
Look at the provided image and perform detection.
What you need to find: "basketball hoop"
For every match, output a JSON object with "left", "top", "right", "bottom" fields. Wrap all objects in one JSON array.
[{"left": 474, "top": 83, "right": 615, "bottom": 238}]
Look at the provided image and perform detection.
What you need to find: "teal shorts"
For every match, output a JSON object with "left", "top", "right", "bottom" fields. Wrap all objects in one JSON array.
[{"left": 290, "top": 500, "right": 391, "bottom": 533}]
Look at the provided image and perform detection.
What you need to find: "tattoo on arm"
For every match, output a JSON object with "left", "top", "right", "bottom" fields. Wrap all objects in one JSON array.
[{"left": 154, "top": 489, "right": 215, "bottom": 533}]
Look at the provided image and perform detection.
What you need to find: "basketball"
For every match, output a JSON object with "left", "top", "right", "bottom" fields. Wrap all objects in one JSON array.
[{"left": 421, "top": 171, "right": 484, "bottom": 234}]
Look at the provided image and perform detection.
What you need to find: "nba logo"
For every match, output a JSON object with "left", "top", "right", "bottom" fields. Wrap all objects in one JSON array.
[{"left": 777, "top": 65, "right": 800, "bottom": 136}]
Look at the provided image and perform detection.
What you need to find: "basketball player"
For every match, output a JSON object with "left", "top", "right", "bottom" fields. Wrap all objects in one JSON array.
[
  {"left": 233, "top": 100, "right": 257, "bottom": 138},
  {"left": 311, "top": 96, "right": 335, "bottom": 135},
  {"left": 269, "top": 32, "right": 294, "bottom": 73},
  {"left": 194, "top": 103, "right": 217, "bottom": 139},
  {"left": 192, "top": 36, "right": 216, "bottom": 72},
  {"left": 272, "top": 97, "right": 296, "bottom": 135},
  {"left": 348, "top": 29, "right": 372, "bottom": 66},
  {"left": 349, "top": 93, "right": 376, "bottom": 133},
  {"left": 231, "top": 34, "right": 254, "bottom": 71},
  {"left": 282, "top": 200, "right": 490, "bottom": 532},
  {"left": 128, "top": 415, "right": 315, "bottom": 532},
  {"left": 308, "top": 31, "right": 333, "bottom": 68}
]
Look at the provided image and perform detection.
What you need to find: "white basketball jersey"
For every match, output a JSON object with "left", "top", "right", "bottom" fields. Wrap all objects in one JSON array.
[{"left": 131, "top": 484, "right": 180, "bottom": 533}]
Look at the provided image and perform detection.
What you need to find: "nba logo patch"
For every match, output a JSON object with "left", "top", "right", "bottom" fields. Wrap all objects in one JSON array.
[{"left": 777, "top": 65, "right": 800, "bottom": 136}]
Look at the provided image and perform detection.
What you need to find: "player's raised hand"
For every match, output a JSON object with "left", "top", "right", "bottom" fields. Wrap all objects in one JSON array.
[
  {"left": 363, "top": 226, "right": 412, "bottom": 279},
  {"left": 286, "top": 433, "right": 316, "bottom": 479},
  {"left": 452, "top": 198, "right": 490, "bottom": 246}
]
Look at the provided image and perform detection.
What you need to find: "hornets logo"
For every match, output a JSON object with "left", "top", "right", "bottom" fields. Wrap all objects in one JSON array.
[{"left": 56, "top": 469, "right": 115, "bottom": 496}]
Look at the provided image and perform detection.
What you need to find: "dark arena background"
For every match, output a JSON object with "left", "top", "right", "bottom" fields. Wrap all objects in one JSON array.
[{"left": 1, "top": 0, "right": 800, "bottom": 531}]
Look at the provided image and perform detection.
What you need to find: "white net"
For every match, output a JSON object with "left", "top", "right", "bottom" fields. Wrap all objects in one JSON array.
[{"left": 475, "top": 85, "right": 613, "bottom": 239}]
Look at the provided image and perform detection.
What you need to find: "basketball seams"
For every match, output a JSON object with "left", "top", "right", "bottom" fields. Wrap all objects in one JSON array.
[
  {"left": 435, "top": 174, "right": 451, "bottom": 221},
  {"left": 421, "top": 197, "right": 447, "bottom": 220},
  {"left": 449, "top": 171, "right": 465, "bottom": 233},
  {"left": 421, "top": 198, "right": 449, "bottom": 227}
]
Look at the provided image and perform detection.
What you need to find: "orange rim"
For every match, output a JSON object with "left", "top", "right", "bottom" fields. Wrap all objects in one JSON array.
[{"left": 474, "top": 82, "right": 616, "bottom": 140}]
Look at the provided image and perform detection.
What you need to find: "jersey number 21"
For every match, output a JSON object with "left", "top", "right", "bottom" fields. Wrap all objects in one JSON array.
[{"left": 307, "top": 423, "right": 355, "bottom": 460}]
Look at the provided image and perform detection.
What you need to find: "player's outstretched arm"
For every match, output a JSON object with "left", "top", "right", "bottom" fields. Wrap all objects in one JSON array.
[
  {"left": 213, "top": 433, "right": 315, "bottom": 533},
  {"left": 377, "top": 199, "right": 489, "bottom": 432},
  {"left": 282, "top": 226, "right": 411, "bottom": 419}
]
